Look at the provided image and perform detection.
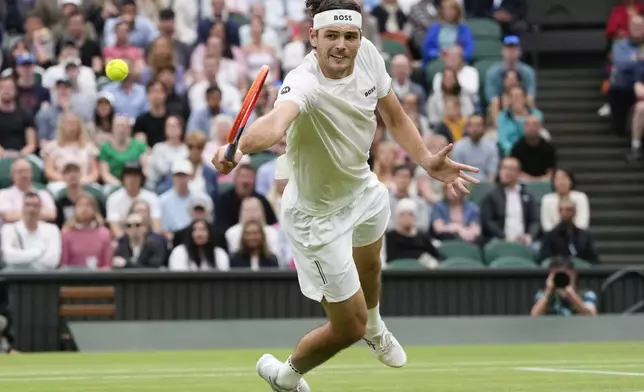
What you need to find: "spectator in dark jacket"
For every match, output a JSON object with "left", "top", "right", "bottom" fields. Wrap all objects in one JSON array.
[
  {"left": 480, "top": 157, "right": 540, "bottom": 245},
  {"left": 464, "top": 0, "right": 527, "bottom": 36},
  {"left": 407, "top": 0, "right": 441, "bottom": 56},
  {"left": 371, "top": 0, "right": 408, "bottom": 34},
  {"left": 196, "top": 1, "right": 240, "bottom": 45},
  {"left": 229, "top": 220, "right": 278, "bottom": 269},
  {"left": 112, "top": 212, "right": 166, "bottom": 269},
  {"left": 385, "top": 198, "right": 441, "bottom": 263},
  {"left": 510, "top": 115, "right": 556, "bottom": 181},
  {"left": 539, "top": 199, "right": 600, "bottom": 264}
]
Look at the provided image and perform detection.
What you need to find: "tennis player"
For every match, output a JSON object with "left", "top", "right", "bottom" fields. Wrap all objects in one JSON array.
[{"left": 213, "top": 0, "right": 479, "bottom": 390}]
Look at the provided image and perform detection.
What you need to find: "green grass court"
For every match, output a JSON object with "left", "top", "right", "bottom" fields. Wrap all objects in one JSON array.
[{"left": 2, "top": 342, "right": 644, "bottom": 391}]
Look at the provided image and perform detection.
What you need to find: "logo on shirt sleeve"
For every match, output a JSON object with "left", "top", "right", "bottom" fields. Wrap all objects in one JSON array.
[
  {"left": 364, "top": 86, "right": 376, "bottom": 97},
  {"left": 281, "top": 86, "right": 291, "bottom": 95}
]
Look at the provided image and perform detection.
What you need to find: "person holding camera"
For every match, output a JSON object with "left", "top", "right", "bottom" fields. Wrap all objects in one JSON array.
[{"left": 530, "top": 258, "right": 597, "bottom": 316}]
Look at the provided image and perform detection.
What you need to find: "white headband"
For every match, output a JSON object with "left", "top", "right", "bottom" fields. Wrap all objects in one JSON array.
[{"left": 313, "top": 10, "right": 362, "bottom": 30}]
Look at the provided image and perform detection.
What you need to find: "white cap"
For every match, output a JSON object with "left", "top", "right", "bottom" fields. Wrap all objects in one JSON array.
[
  {"left": 189, "top": 193, "right": 214, "bottom": 212},
  {"left": 171, "top": 159, "right": 193, "bottom": 175},
  {"left": 396, "top": 198, "right": 417, "bottom": 216}
]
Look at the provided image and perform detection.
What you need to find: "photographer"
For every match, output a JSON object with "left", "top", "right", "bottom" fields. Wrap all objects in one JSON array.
[
  {"left": 0, "top": 279, "right": 17, "bottom": 354},
  {"left": 530, "top": 258, "right": 597, "bottom": 316}
]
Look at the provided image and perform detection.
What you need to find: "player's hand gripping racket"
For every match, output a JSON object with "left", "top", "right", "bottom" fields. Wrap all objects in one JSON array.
[{"left": 224, "top": 65, "right": 270, "bottom": 162}]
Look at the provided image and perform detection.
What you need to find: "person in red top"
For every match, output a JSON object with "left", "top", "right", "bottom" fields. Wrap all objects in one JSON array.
[{"left": 607, "top": 0, "right": 644, "bottom": 42}]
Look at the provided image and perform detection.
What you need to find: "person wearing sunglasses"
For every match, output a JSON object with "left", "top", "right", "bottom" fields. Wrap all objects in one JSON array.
[{"left": 112, "top": 212, "right": 166, "bottom": 269}]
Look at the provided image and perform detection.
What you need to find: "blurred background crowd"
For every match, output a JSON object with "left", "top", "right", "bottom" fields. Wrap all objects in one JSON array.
[{"left": 0, "top": 0, "right": 630, "bottom": 273}]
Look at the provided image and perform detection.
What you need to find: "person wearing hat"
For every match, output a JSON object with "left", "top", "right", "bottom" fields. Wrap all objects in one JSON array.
[
  {"left": 14, "top": 53, "right": 51, "bottom": 120},
  {"left": 484, "top": 35, "right": 536, "bottom": 106},
  {"left": 159, "top": 159, "right": 212, "bottom": 235},
  {"left": 42, "top": 39, "right": 96, "bottom": 93},
  {"left": 384, "top": 198, "right": 441, "bottom": 263},
  {"left": 170, "top": 192, "right": 228, "bottom": 251},
  {"left": 105, "top": 160, "right": 161, "bottom": 238}
]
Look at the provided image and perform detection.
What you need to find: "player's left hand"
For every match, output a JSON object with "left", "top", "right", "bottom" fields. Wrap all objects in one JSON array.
[{"left": 424, "top": 143, "right": 480, "bottom": 196}]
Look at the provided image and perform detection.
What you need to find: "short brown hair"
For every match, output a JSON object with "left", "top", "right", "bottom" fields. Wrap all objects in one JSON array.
[{"left": 185, "top": 131, "right": 207, "bottom": 147}]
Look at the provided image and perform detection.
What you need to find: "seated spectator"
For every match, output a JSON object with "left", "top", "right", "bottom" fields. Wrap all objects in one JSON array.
[
  {"left": 101, "top": 20, "right": 145, "bottom": 65},
  {"left": 187, "top": 83, "right": 236, "bottom": 134},
  {"left": 41, "top": 112, "right": 99, "bottom": 194},
  {"left": 480, "top": 157, "right": 539, "bottom": 245},
  {"left": 229, "top": 220, "right": 279, "bottom": 269},
  {"left": 148, "top": 115, "right": 189, "bottom": 188},
  {"left": 139, "top": 37, "right": 186, "bottom": 95},
  {"left": 215, "top": 163, "right": 277, "bottom": 232},
  {"left": 485, "top": 36, "right": 536, "bottom": 108},
  {"left": 36, "top": 77, "right": 91, "bottom": 144},
  {"left": 133, "top": 80, "right": 170, "bottom": 147},
  {"left": 0, "top": 192, "right": 61, "bottom": 270},
  {"left": 371, "top": 0, "right": 407, "bottom": 34},
  {"left": 238, "top": 4, "right": 280, "bottom": 52},
  {"left": 464, "top": 0, "right": 527, "bottom": 36},
  {"left": 401, "top": 94, "right": 430, "bottom": 136},
  {"left": 541, "top": 169, "right": 590, "bottom": 232},
  {"left": 240, "top": 17, "right": 279, "bottom": 84},
  {"left": 14, "top": 54, "right": 50, "bottom": 120},
  {"left": 55, "top": 11, "right": 101, "bottom": 70},
  {"left": 98, "top": 115, "right": 149, "bottom": 189},
  {"left": 282, "top": 18, "right": 314, "bottom": 74},
  {"left": 101, "top": 63, "right": 149, "bottom": 119},
  {"left": 510, "top": 116, "right": 556, "bottom": 182},
  {"left": 432, "top": 45, "right": 479, "bottom": 97},
  {"left": 606, "top": 0, "right": 644, "bottom": 44},
  {"left": 112, "top": 212, "right": 166, "bottom": 269},
  {"left": 87, "top": 92, "right": 115, "bottom": 146},
  {"left": 160, "top": 159, "right": 211, "bottom": 235},
  {"left": 539, "top": 199, "right": 600, "bottom": 264},
  {"left": 189, "top": 35, "right": 245, "bottom": 91},
  {"left": 530, "top": 257, "right": 597, "bottom": 316},
  {"left": 388, "top": 165, "right": 429, "bottom": 232},
  {"left": 169, "top": 218, "right": 230, "bottom": 271},
  {"left": 225, "top": 196, "right": 280, "bottom": 256},
  {"left": 488, "top": 69, "right": 534, "bottom": 126},
  {"left": 128, "top": 199, "right": 169, "bottom": 249},
  {"left": 171, "top": 194, "right": 226, "bottom": 250},
  {"left": 415, "top": 133, "right": 447, "bottom": 205},
  {"left": 106, "top": 161, "right": 161, "bottom": 237},
  {"left": 157, "top": 9, "right": 191, "bottom": 69},
  {"left": 374, "top": 140, "right": 402, "bottom": 191},
  {"left": 451, "top": 114, "right": 499, "bottom": 182},
  {"left": 255, "top": 135, "right": 286, "bottom": 197},
  {"left": 21, "top": 15, "right": 56, "bottom": 67},
  {"left": 385, "top": 198, "right": 441, "bottom": 263},
  {"left": 41, "top": 40, "right": 96, "bottom": 93},
  {"left": 391, "top": 54, "right": 427, "bottom": 116},
  {"left": 498, "top": 86, "right": 543, "bottom": 155},
  {"left": 422, "top": 0, "right": 474, "bottom": 66},
  {"left": 0, "top": 76, "right": 37, "bottom": 157},
  {"left": 434, "top": 96, "right": 466, "bottom": 143},
  {"left": 0, "top": 158, "right": 56, "bottom": 222},
  {"left": 407, "top": 0, "right": 440, "bottom": 55},
  {"left": 202, "top": 114, "right": 233, "bottom": 167},
  {"left": 55, "top": 160, "right": 106, "bottom": 228},
  {"left": 428, "top": 68, "right": 476, "bottom": 127},
  {"left": 102, "top": 0, "right": 159, "bottom": 49},
  {"left": 60, "top": 194, "right": 112, "bottom": 270},
  {"left": 196, "top": 1, "right": 240, "bottom": 45},
  {"left": 431, "top": 183, "right": 480, "bottom": 243},
  {"left": 156, "top": 131, "right": 218, "bottom": 201}
]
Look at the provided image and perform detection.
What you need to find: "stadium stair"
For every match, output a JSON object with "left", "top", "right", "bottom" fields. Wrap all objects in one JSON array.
[{"left": 538, "top": 65, "right": 644, "bottom": 265}]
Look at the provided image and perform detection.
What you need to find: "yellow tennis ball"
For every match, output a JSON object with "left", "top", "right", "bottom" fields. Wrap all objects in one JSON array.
[{"left": 105, "top": 59, "right": 129, "bottom": 82}]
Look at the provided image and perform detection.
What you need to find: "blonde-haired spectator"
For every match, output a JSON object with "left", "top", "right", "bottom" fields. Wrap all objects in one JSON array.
[
  {"left": 240, "top": 17, "right": 280, "bottom": 84},
  {"left": 60, "top": 194, "right": 113, "bottom": 270},
  {"left": 202, "top": 114, "right": 234, "bottom": 166},
  {"left": 225, "top": 197, "right": 280, "bottom": 257},
  {"left": 42, "top": 112, "right": 99, "bottom": 194},
  {"left": 148, "top": 115, "right": 189, "bottom": 188}
]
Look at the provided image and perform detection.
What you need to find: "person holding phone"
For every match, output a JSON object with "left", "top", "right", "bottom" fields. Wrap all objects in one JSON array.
[{"left": 530, "top": 257, "right": 598, "bottom": 316}]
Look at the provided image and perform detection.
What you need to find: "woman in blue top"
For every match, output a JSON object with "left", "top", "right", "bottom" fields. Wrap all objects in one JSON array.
[
  {"left": 497, "top": 85, "right": 544, "bottom": 155},
  {"left": 422, "top": 0, "right": 475, "bottom": 67},
  {"left": 431, "top": 183, "right": 481, "bottom": 243}
]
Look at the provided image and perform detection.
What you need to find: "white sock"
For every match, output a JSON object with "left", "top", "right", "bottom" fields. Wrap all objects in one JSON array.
[
  {"left": 276, "top": 356, "right": 304, "bottom": 389},
  {"left": 365, "top": 304, "right": 385, "bottom": 337},
  {"left": 633, "top": 140, "right": 642, "bottom": 151}
]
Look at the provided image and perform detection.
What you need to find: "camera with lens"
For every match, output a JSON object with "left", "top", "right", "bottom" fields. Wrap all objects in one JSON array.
[{"left": 553, "top": 270, "right": 571, "bottom": 288}]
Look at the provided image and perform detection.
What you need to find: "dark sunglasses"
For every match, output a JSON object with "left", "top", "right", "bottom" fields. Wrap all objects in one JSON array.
[{"left": 125, "top": 222, "right": 143, "bottom": 228}]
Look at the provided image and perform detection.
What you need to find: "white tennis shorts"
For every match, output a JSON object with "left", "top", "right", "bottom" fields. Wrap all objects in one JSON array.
[{"left": 280, "top": 177, "right": 390, "bottom": 303}]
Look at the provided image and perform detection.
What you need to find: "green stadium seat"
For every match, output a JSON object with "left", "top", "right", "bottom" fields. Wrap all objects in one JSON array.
[
  {"left": 0, "top": 157, "right": 45, "bottom": 189},
  {"left": 218, "top": 181, "right": 234, "bottom": 195},
  {"left": 468, "top": 181, "right": 494, "bottom": 205},
  {"left": 249, "top": 152, "right": 275, "bottom": 170},
  {"left": 484, "top": 240, "right": 535, "bottom": 264},
  {"left": 56, "top": 185, "right": 106, "bottom": 206},
  {"left": 382, "top": 38, "right": 408, "bottom": 58},
  {"left": 466, "top": 18, "right": 502, "bottom": 40},
  {"left": 439, "top": 257, "right": 485, "bottom": 269},
  {"left": 524, "top": 181, "right": 552, "bottom": 205},
  {"left": 489, "top": 256, "right": 538, "bottom": 269},
  {"left": 230, "top": 13, "right": 250, "bottom": 26},
  {"left": 424, "top": 59, "right": 444, "bottom": 91},
  {"left": 472, "top": 39, "right": 503, "bottom": 62},
  {"left": 439, "top": 240, "right": 483, "bottom": 261},
  {"left": 387, "top": 259, "right": 426, "bottom": 269}
]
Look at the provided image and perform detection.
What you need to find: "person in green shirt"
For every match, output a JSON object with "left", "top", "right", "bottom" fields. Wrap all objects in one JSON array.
[{"left": 98, "top": 115, "right": 148, "bottom": 190}]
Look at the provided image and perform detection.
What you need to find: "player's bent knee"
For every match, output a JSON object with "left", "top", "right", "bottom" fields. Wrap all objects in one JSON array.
[{"left": 324, "top": 292, "right": 368, "bottom": 346}]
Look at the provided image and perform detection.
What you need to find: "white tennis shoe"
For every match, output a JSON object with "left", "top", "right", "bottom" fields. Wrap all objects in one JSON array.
[
  {"left": 256, "top": 354, "right": 311, "bottom": 392},
  {"left": 364, "top": 327, "right": 408, "bottom": 368}
]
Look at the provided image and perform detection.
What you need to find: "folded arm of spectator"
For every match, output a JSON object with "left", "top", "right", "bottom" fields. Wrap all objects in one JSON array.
[
  {"left": 0, "top": 225, "right": 43, "bottom": 266},
  {"left": 40, "top": 227, "right": 62, "bottom": 269}
]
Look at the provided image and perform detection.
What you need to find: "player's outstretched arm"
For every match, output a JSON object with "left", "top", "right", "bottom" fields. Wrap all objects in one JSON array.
[
  {"left": 376, "top": 90, "right": 480, "bottom": 195},
  {"left": 212, "top": 101, "right": 299, "bottom": 174}
]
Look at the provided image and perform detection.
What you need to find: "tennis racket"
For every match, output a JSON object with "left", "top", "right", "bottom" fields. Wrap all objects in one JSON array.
[{"left": 224, "top": 65, "right": 270, "bottom": 162}]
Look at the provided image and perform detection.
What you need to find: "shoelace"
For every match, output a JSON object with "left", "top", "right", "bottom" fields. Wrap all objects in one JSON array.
[{"left": 377, "top": 331, "right": 394, "bottom": 355}]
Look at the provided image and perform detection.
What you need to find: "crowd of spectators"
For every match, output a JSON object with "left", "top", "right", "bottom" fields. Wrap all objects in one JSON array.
[{"left": 0, "top": 0, "right": 600, "bottom": 273}]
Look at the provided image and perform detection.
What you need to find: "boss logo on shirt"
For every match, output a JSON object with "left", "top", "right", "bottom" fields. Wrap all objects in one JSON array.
[
  {"left": 334, "top": 14, "right": 352, "bottom": 21},
  {"left": 281, "top": 86, "right": 291, "bottom": 95},
  {"left": 364, "top": 86, "right": 376, "bottom": 97}
]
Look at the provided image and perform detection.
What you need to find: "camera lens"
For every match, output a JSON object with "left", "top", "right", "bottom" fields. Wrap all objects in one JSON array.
[{"left": 553, "top": 271, "right": 570, "bottom": 288}]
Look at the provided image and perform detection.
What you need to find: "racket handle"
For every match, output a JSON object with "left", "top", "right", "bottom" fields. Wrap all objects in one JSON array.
[{"left": 224, "top": 143, "right": 238, "bottom": 162}]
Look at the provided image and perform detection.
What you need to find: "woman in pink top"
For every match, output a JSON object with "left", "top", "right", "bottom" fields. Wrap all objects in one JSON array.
[{"left": 60, "top": 194, "right": 113, "bottom": 270}]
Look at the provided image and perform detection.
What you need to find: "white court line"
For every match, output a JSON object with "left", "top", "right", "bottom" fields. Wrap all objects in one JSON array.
[
  {"left": 2, "top": 358, "right": 643, "bottom": 378},
  {"left": 516, "top": 367, "right": 644, "bottom": 377}
]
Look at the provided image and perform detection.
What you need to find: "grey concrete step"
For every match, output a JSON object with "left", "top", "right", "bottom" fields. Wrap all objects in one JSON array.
[
  {"left": 546, "top": 112, "right": 610, "bottom": 123},
  {"left": 538, "top": 89, "right": 604, "bottom": 100},
  {"left": 578, "top": 183, "right": 644, "bottom": 197},
  {"left": 558, "top": 160, "right": 641, "bottom": 173},
  {"left": 538, "top": 69, "right": 606, "bottom": 79},
  {"left": 590, "top": 197, "right": 644, "bottom": 208},
  {"left": 601, "top": 254, "right": 644, "bottom": 264},
  {"left": 552, "top": 135, "right": 625, "bottom": 147},
  {"left": 539, "top": 79, "right": 599, "bottom": 89},
  {"left": 589, "top": 210, "right": 644, "bottom": 225},
  {"left": 591, "top": 225, "right": 644, "bottom": 241},
  {"left": 597, "top": 241, "right": 644, "bottom": 256}
]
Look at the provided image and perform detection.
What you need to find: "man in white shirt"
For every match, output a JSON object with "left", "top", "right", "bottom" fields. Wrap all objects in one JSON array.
[
  {"left": 0, "top": 158, "right": 56, "bottom": 223},
  {"left": 1, "top": 192, "right": 61, "bottom": 270},
  {"left": 212, "top": 1, "right": 479, "bottom": 390},
  {"left": 106, "top": 161, "right": 161, "bottom": 238}
]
